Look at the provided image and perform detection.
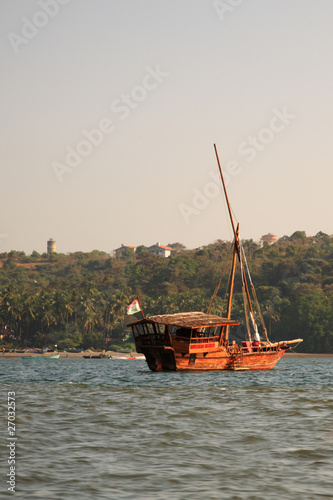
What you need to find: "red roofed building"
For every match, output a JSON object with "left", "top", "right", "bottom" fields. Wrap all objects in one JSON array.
[
  {"left": 114, "top": 244, "right": 137, "bottom": 257},
  {"left": 148, "top": 242, "right": 171, "bottom": 258}
]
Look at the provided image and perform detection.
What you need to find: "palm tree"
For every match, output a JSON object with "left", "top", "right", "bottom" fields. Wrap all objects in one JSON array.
[
  {"left": 21, "top": 293, "right": 36, "bottom": 344},
  {"left": 0, "top": 287, "right": 22, "bottom": 341},
  {"left": 262, "top": 301, "right": 280, "bottom": 336},
  {"left": 54, "top": 290, "right": 74, "bottom": 328},
  {"left": 34, "top": 291, "right": 57, "bottom": 335},
  {"left": 78, "top": 284, "right": 99, "bottom": 334}
]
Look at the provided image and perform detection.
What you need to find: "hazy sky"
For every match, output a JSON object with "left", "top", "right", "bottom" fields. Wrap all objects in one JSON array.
[{"left": 1, "top": 0, "right": 332, "bottom": 254}]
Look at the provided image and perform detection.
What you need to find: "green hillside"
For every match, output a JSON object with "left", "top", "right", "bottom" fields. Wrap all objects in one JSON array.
[{"left": 0, "top": 231, "right": 332, "bottom": 352}]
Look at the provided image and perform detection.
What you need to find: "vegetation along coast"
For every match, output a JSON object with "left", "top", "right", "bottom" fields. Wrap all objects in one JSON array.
[{"left": 0, "top": 230, "right": 332, "bottom": 354}]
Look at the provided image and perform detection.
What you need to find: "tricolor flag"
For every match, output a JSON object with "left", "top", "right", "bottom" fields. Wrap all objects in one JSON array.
[{"left": 126, "top": 299, "right": 141, "bottom": 315}]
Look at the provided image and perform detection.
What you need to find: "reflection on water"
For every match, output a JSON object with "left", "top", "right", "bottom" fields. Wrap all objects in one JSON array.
[{"left": 1, "top": 358, "right": 332, "bottom": 499}]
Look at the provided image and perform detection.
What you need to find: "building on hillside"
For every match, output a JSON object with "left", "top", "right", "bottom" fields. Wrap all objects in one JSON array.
[
  {"left": 47, "top": 238, "right": 56, "bottom": 254},
  {"left": 148, "top": 242, "right": 171, "bottom": 258},
  {"left": 114, "top": 244, "right": 137, "bottom": 257},
  {"left": 261, "top": 233, "right": 277, "bottom": 245}
]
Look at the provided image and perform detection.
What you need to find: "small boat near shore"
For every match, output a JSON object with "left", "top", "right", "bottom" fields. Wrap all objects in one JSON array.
[
  {"left": 128, "top": 145, "right": 302, "bottom": 372},
  {"left": 83, "top": 353, "right": 106, "bottom": 359},
  {"left": 110, "top": 356, "right": 145, "bottom": 360}
]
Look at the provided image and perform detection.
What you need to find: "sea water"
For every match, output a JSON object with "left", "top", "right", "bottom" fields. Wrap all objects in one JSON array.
[{"left": 1, "top": 357, "right": 332, "bottom": 499}]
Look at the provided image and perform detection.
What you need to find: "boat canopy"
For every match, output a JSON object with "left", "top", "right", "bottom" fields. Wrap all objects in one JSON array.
[{"left": 129, "top": 311, "right": 239, "bottom": 329}]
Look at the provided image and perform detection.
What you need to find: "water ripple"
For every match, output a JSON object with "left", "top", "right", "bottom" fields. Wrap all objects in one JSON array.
[{"left": 0, "top": 358, "right": 332, "bottom": 499}]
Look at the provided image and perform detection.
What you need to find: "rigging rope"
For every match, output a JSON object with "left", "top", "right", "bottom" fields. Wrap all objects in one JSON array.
[
  {"left": 207, "top": 241, "right": 234, "bottom": 314},
  {"left": 238, "top": 241, "right": 245, "bottom": 287},
  {"left": 288, "top": 348, "right": 329, "bottom": 372},
  {"left": 242, "top": 285, "right": 252, "bottom": 342},
  {"left": 251, "top": 286, "right": 270, "bottom": 342},
  {"left": 240, "top": 242, "right": 270, "bottom": 342}
]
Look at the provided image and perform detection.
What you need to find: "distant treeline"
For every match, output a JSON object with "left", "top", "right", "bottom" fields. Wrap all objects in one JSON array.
[{"left": 0, "top": 231, "right": 332, "bottom": 352}]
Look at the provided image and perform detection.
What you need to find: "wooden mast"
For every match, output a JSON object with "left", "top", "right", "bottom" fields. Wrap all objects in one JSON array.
[
  {"left": 223, "top": 224, "right": 239, "bottom": 343},
  {"left": 214, "top": 144, "right": 237, "bottom": 239},
  {"left": 214, "top": 144, "right": 257, "bottom": 339}
]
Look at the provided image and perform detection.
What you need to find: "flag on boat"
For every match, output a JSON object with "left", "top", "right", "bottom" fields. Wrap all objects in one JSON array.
[{"left": 126, "top": 299, "right": 141, "bottom": 315}]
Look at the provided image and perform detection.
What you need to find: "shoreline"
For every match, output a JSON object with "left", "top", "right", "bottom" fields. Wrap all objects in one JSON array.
[
  {"left": 283, "top": 352, "right": 333, "bottom": 358},
  {"left": 0, "top": 351, "right": 144, "bottom": 359},
  {"left": 0, "top": 351, "right": 332, "bottom": 359}
]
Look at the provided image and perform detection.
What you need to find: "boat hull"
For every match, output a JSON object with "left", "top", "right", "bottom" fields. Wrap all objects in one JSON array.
[
  {"left": 140, "top": 346, "right": 286, "bottom": 372},
  {"left": 129, "top": 312, "right": 300, "bottom": 372}
]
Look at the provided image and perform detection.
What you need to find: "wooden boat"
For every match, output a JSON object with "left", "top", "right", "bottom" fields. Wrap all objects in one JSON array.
[
  {"left": 128, "top": 145, "right": 302, "bottom": 372},
  {"left": 109, "top": 356, "right": 145, "bottom": 360},
  {"left": 83, "top": 353, "right": 105, "bottom": 359}
]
